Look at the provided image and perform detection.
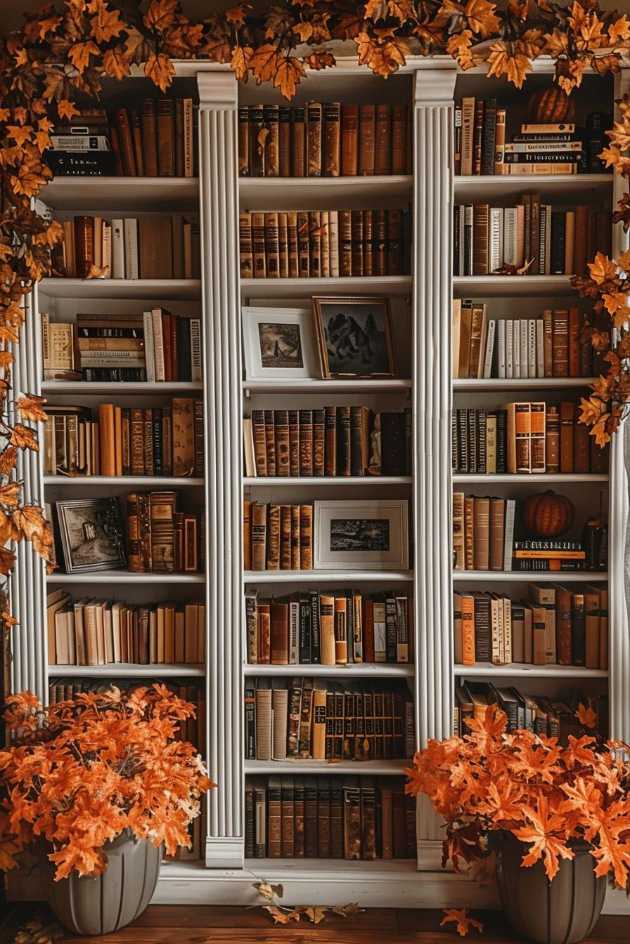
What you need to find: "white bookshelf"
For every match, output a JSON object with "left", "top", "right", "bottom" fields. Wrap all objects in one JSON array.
[
  {"left": 453, "top": 663, "right": 608, "bottom": 679},
  {"left": 453, "top": 274, "right": 575, "bottom": 296},
  {"left": 454, "top": 173, "right": 612, "bottom": 200},
  {"left": 243, "top": 570, "right": 414, "bottom": 584},
  {"left": 240, "top": 275, "right": 412, "bottom": 298},
  {"left": 453, "top": 377, "right": 597, "bottom": 391},
  {"left": 453, "top": 571, "right": 608, "bottom": 583},
  {"left": 48, "top": 663, "right": 205, "bottom": 677},
  {"left": 44, "top": 476, "right": 204, "bottom": 487},
  {"left": 40, "top": 278, "right": 201, "bottom": 299},
  {"left": 42, "top": 381, "right": 203, "bottom": 394},
  {"left": 452, "top": 474, "right": 609, "bottom": 484},
  {"left": 243, "top": 476, "right": 413, "bottom": 486},
  {"left": 244, "top": 663, "right": 414, "bottom": 678},
  {"left": 244, "top": 759, "right": 406, "bottom": 775},
  {"left": 48, "top": 572, "right": 206, "bottom": 584}
]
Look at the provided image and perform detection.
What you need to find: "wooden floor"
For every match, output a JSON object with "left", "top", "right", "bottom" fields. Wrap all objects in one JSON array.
[{"left": 4, "top": 907, "right": 629, "bottom": 944}]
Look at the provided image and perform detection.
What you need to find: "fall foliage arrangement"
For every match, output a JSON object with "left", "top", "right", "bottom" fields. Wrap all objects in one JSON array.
[
  {"left": 0, "top": 684, "right": 214, "bottom": 879},
  {"left": 405, "top": 703, "right": 630, "bottom": 886}
]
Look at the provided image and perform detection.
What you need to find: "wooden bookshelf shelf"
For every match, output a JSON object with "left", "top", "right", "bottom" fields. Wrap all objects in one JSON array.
[
  {"left": 42, "top": 381, "right": 204, "bottom": 395},
  {"left": 40, "top": 278, "right": 201, "bottom": 299},
  {"left": 48, "top": 664, "right": 205, "bottom": 677},
  {"left": 48, "top": 571, "right": 205, "bottom": 584},
  {"left": 243, "top": 476, "right": 412, "bottom": 486},
  {"left": 243, "top": 379, "right": 412, "bottom": 393},
  {"left": 41, "top": 176, "right": 199, "bottom": 211},
  {"left": 239, "top": 174, "right": 413, "bottom": 207},
  {"left": 244, "top": 759, "right": 407, "bottom": 775},
  {"left": 240, "top": 275, "right": 412, "bottom": 298},
  {"left": 244, "top": 664, "right": 414, "bottom": 678},
  {"left": 453, "top": 378, "right": 597, "bottom": 391},
  {"left": 453, "top": 663, "right": 608, "bottom": 678},
  {"left": 453, "top": 275, "right": 574, "bottom": 297},
  {"left": 244, "top": 570, "right": 414, "bottom": 584},
  {"left": 44, "top": 476, "right": 204, "bottom": 487},
  {"left": 453, "top": 571, "right": 608, "bottom": 583},
  {"left": 454, "top": 174, "right": 612, "bottom": 201},
  {"left": 452, "top": 474, "right": 609, "bottom": 484}
]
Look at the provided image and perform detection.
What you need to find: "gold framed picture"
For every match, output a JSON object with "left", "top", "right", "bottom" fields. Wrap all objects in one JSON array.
[{"left": 312, "top": 296, "right": 395, "bottom": 379}]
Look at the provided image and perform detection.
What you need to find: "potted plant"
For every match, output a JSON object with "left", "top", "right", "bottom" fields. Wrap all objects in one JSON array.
[
  {"left": 406, "top": 704, "right": 630, "bottom": 944},
  {"left": 0, "top": 683, "right": 214, "bottom": 936}
]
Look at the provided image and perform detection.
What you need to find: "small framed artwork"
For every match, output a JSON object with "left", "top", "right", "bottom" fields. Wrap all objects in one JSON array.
[
  {"left": 242, "top": 306, "right": 320, "bottom": 381},
  {"left": 314, "top": 500, "right": 409, "bottom": 571},
  {"left": 55, "top": 498, "right": 127, "bottom": 574},
  {"left": 312, "top": 296, "right": 395, "bottom": 379}
]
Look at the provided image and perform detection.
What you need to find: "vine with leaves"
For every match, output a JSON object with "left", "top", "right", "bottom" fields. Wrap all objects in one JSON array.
[{"left": 0, "top": 0, "right": 630, "bottom": 654}]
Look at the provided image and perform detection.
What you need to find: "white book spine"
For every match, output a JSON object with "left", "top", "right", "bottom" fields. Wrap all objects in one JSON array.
[
  {"left": 289, "top": 601, "right": 299, "bottom": 664},
  {"left": 536, "top": 318, "right": 545, "bottom": 377},
  {"left": 483, "top": 319, "right": 496, "bottom": 378},
  {"left": 512, "top": 319, "right": 520, "bottom": 379},
  {"left": 503, "top": 499, "right": 515, "bottom": 572},
  {"left": 142, "top": 311, "right": 156, "bottom": 382},
  {"left": 503, "top": 207, "right": 517, "bottom": 267},
  {"left": 506, "top": 319, "right": 514, "bottom": 379},
  {"left": 519, "top": 319, "right": 528, "bottom": 379},
  {"left": 123, "top": 217, "right": 139, "bottom": 279},
  {"left": 528, "top": 319, "right": 537, "bottom": 378},
  {"left": 151, "top": 308, "right": 166, "bottom": 382},
  {"left": 489, "top": 207, "right": 504, "bottom": 273},
  {"left": 328, "top": 210, "right": 339, "bottom": 277},
  {"left": 111, "top": 218, "right": 125, "bottom": 278},
  {"left": 497, "top": 320, "right": 506, "bottom": 378},
  {"left": 190, "top": 318, "right": 202, "bottom": 381}
]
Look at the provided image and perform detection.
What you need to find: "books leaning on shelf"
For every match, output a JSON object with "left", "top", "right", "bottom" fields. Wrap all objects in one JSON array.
[
  {"left": 452, "top": 301, "right": 602, "bottom": 380},
  {"left": 243, "top": 501, "right": 313, "bottom": 571},
  {"left": 46, "top": 590, "right": 205, "bottom": 666},
  {"left": 245, "top": 678, "right": 415, "bottom": 761},
  {"left": 125, "top": 491, "right": 202, "bottom": 574},
  {"left": 239, "top": 208, "right": 411, "bottom": 279},
  {"left": 245, "top": 590, "right": 410, "bottom": 665},
  {"left": 243, "top": 407, "right": 411, "bottom": 478},
  {"left": 44, "top": 398, "right": 204, "bottom": 477},
  {"left": 454, "top": 682, "right": 607, "bottom": 740},
  {"left": 245, "top": 775, "right": 416, "bottom": 860},
  {"left": 453, "top": 199, "right": 610, "bottom": 276},
  {"left": 54, "top": 214, "right": 200, "bottom": 280},
  {"left": 452, "top": 401, "right": 608, "bottom": 475},
  {"left": 454, "top": 583, "right": 608, "bottom": 669},
  {"left": 238, "top": 102, "right": 410, "bottom": 177}
]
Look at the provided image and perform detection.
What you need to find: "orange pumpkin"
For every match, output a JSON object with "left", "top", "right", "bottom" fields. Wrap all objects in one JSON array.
[
  {"left": 527, "top": 88, "right": 576, "bottom": 124},
  {"left": 523, "top": 491, "right": 575, "bottom": 537}
]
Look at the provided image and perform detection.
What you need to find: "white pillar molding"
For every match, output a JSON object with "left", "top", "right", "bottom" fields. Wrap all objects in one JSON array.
[
  {"left": 10, "top": 285, "right": 47, "bottom": 702},
  {"left": 412, "top": 63, "right": 457, "bottom": 869},
  {"left": 197, "top": 70, "right": 244, "bottom": 868}
]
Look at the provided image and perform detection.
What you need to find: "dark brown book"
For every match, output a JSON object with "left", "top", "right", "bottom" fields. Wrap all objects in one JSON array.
[
  {"left": 251, "top": 502, "right": 267, "bottom": 571},
  {"left": 291, "top": 505, "right": 300, "bottom": 569},
  {"left": 351, "top": 209, "right": 364, "bottom": 277},
  {"left": 552, "top": 309, "right": 569, "bottom": 378},
  {"left": 300, "top": 504, "right": 313, "bottom": 570},
  {"left": 278, "top": 106, "right": 291, "bottom": 176},
  {"left": 263, "top": 409, "right": 277, "bottom": 476},
  {"left": 280, "top": 505, "right": 292, "bottom": 570},
  {"left": 374, "top": 209, "right": 387, "bottom": 276},
  {"left": 473, "top": 496, "right": 490, "bottom": 571},
  {"left": 139, "top": 216, "right": 173, "bottom": 279},
  {"left": 341, "top": 103, "right": 359, "bottom": 176},
  {"left": 270, "top": 602, "right": 289, "bottom": 664},
  {"left": 267, "top": 504, "right": 281, "bottom": 570},
  {"left": 274, "top": 410, "right": 290, "bottom": 477},
  {"left": 74, "top": 216, "right": 94, "bottom": 279},
  {"left": 126, "top": 493, "right": 143, "bottom": 572},
  {"left": 249, "top": 103, "right": 264, "bottom": 176},
  {"left": 157, "top": 98, "right": 175, "bottom": 177},
  {"left": 288, "top": 410, "right": 300, "bottom": 476},
  {"left": 263, "top": 104, "right": 280, "bottom": 177},
  {"left": 238, "top": 105, "right": 249, "bottom": 176},
  {"left": 264, "top": 212, "right": 280, "bottom": 278},
  {"left": 337, "top": 406, "right": 351, "bottom": 476},
  {"left": 307, "top": 101, "right": 322, "bottom": 177},
  {"left": 374, "top": 104, "right": 392, "bottom": 175},
  {"left": 193, "top": 400, "right": 203, "bottom": 477},
  {"left": 243, "top": 500, "right": 252, "bottom": 571},
  {"left": 472, "top": 99, "right": 485, "bottom": 176},
  {"left": 299, "top": 409, "right": 314, "bottom": 476},
  {"left": 277, "top": 211, "right": 289, "bottom": 278},
  {"left": 130, "top": 408, "right": 145, "bottom": 476},
  {"left": 363, "top": 209, "right": 374, "bottom": 276},
  {"left": 309, "top": 210, "right": 321, "bottom": 278},
  {"left": 568, "top": 307, "right": 581, "bottom": 378},
  {"left": 114, "top": 107, "right": 137, "bottom": 176},
  {"left": 291, "top": 106, "right": 306, "bottom": 177},
  {"left": 546, "top": 405, "right": 560, "bottom": 474},
  {"left": 251, "top": 211, "right": 266, "bottom": 279},
  {"left": 313, "top": 408, "right": 325, "bottom": 477},
  {"left": 555, "top": 585, "right": 572, "bottom": 665},
  {"left": 574, "top": 418, "right": 590, "bottom": 474},
  {"left": 323, "top": 101, "right": 341, "bottom": 177},
  {"left": 174, "top": 99, "right": 185, "bottom": 177},
  {"left": 304, "top": 776, "right": 318, "bottom": 857},
  {"left": 559, "top": 401, "right": 575, "bottom": 474},
  {"left": 239, "top": 211, "right": 253, "bottom": 279},
  {"left": 324, "top": 406, "right": 337, "bottom": 476},
  {"left": 281, "top": 777, "right": 294, "bottom": 857},
  {"left": 472, "top": 204, "right": 490, "bottom": 275},
  {"left": 257, "top": 602, "right": 271, "bottom": 662},
  {"left": 149, "top": 491, "right": 176, "bottom": 573},
  {"left": 297, "top": 210, "right": 310, "bottom": 277},
  {"left": 387, "top": 208, "right": 403, "bottom": 276},
  {"left": 392, "top": 105, "right": 407, "bottom": 174},
  {"left": 267, "top": 777, "right": 282, "bottom": 857},
  {"left": 287, "top": 210, "right": 299, "bottom": 278},
  {"left": 358, "top": 104, "right": 375, "bottom": 175},
  {"left": 130, "top": 109, "right": 144, "bottom": 177},
  {"left": 339, "top": 210, "right": 353, "bottom": 277},
  {"left": 574, "top": 205, "right": 589, "bottom": 276}
]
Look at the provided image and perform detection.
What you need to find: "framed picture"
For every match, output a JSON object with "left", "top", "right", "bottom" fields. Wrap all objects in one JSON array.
[
  {"left": 242, "top": 306, "right": 320, "bottom": 381},
  {"left": 312, "top": 296, "right": 395, "bottom": 378},
  {"left": 55, "top": 498, "right": 127, "bottom": 574},
  {"left": 314, "top": 500, "right": 409, "bottom": 571}
]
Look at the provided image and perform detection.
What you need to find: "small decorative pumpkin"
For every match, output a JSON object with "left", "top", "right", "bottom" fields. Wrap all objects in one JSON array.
[
  {"left": 523, "top": 490, "right": 575, "bottom": 537},
  {"left": 527, "top": 88, "right": 576, "bottom": 124}
]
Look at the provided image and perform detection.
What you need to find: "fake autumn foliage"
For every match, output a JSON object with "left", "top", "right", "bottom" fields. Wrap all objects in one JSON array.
[
  {"left": 0, "top": 684, "right": 214, "bottom": 880},
  {"left": 405, "top": 704, "right": 630, "bottom": 888}
]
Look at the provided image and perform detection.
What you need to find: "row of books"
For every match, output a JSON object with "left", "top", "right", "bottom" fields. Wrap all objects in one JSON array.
[
  {"left": 454, "top": 584, "right": 608, "bottom": 669},
  {"left": 453, "top": 201, "right": 610, "bottom": 276},
  {"left": 245, "top": 776, "right": 416, "bottom": 860},
  {"left": 455, "top": 682, "right": 607, "bottom": 740},
  {"left": 454, "top": 103, "right": 608, "bottom": 176},
  {"left": 43, "top": 310, "right": 202, "bottom": 383},
  {"left": 452, "top": 302, "right": 600, "bottom": 380},
  {"left": 244, "top": 591, "right": 411, "bottom": 666},
  {"left": 245, "top": 679, "right": 415, "bottom": 762},
  {"left": 451, "top": 402, "right": 607, "bottom": 475},
  {"left": 243, "top": 408, "right": 411, "bottom": 479},
  {"left": 109, "top": 100, "right": 197, "bottom": 178},
  {"left": 44, "top": 399, "right": 204, "bottom": 478},
  {"left": 46, "top": 591, "right": 205, "bottom": 667},
  {"left": 243, "top": 501, "right": 312, "bottom": 571},
  {"left": 238, "top": 102, "right": 410, "bottom": 178},
  {"left": 126, "top": 492, "right": 202, "bottom": 574},
  {"left": 238, "top": 208, "right": 411, "bottom": 279},
  {"left": 55, "top": 214, "right": 200, "bottom": 280}
]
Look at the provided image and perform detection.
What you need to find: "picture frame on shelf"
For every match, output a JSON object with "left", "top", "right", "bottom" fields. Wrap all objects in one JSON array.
[
  {"left": 314, "top": 499, "right": 409, "bottom": 571},
  {"left": 54, "top": 497, "right": 127, "bottom": 574},
  {"left": 312, "top": 296, "right": 395, "bottom": 379},
  {"left": 242, "top": 306, "right": 320, "bottom": 381}
]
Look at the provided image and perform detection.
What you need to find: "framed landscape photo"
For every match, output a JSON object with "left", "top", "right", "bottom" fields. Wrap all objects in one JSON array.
[
  {"left": 55, "top": 497, "right": 127, "bottom": 574},
  {"left": 314, "top": 500, "right": 409, "bottom": 571},
  {"left": 312, "top": 296, "right": 395, "bottom": 379},
  {"left": 242, "top": 306, "right": 320, "bottom": 381}
]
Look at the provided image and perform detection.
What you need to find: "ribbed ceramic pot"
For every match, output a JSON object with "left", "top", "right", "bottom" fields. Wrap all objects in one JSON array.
[
  {"left": 495, "top": 833, "right": 606, "bottom": 944},
  {"left": 45, "top": 831, "right": 161, "bottom": 936}
]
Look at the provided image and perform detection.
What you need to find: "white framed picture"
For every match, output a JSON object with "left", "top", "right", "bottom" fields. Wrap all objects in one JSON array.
[
  {"left": 314, "top": 500, "right": 409, "bottom": 571},
  {"left": 242, "top": 306, "right": 320, "bottom": 381}
]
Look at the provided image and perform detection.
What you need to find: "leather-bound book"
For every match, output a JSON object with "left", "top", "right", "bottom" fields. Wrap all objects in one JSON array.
[
  {"left": 291, "top": 106, "right": 306, "bottom": 177},
  {"left": 320, "top": 210, "right": 330, "bottom": 277},
  {"left": 338, "top": 210, "right": 353, "bottom": 276},
  {"left": 334, "top": 596, "right": 348, "bottom": 664},
  {"left": 542, "top": 309, "right": 553, "bottom": 377},
  {"left": 464, "top": 496, "right": 475, "bottom": 570},
  {"left": 298, "top": 680, "right": 314, "bottom": 757},
  {"left": 114, "top": 107, "right": 137, "bottom": 176},
  {"left": 590, "top": 437, "right": 609, "bottom": 474},
  {"left": 238, "top": 105, "right": 249, "bottom": 176},
  {"left": 317, "top": 775, "right": 331, "bottom": 854},
  {"left": 555, "top": 584, "right": 572, "bottom": 665},
  {"left": 174, "top": 99, "right": 185, "bottom": 176},
  {"left": 472, "top": 203, "right": 490, "bottom": 275},
  {"left": 287, "top": 410, "right": 300, "bottom": 476},
  {"left": 324, "top": 406, "right": 337, "bottom": 476},
  {"left": 272, "top": 688, "right": 288, "bottom": 759},
  {"left": 373, "top": 209, "right": 386, "bottom": 276},
  {"left": 280, "top": 505, "right": 292, "bottom": 570},
  {"left": 386, "top": 208, "right": 403, "bottom": 275},
  {"left": 571, "top": 593, "right": 586, "bottom": 666},
  {"left": 149, "top": 491, "right": 175, "bottom": 573},
  {"left": 545, "top": 405, "right": 560, "bottom": 473},
  {"left": 278, "top": 106, "right": 291, "bottom": 176},
  {"left": 343, "top": 779, "right": 362, "bottom": 859},
  {"left": 258, "top": 602, "right": 271, "bottom": 662},
  {"left": 287, "top": 211, "right": 299, "bottom": 278},
  {"left": 584, "top": 586, "right": 601, "bottom": 670},
  {"left": 391, "top": 104, "right": 407, "bottom": 174},
  {"left": 130, "top": 109, "right": 144, "bottom": 177},
  {"left": 530, "top": 402, "right": 546, "bottom": 474},
  {"left": 309, "top": 210, "right": 321, "bottom": 277},
  {"left": 313, "top": 408, "right": 325, "bottom": 476},
  {"left": 299, "top": 504, "right": 313, "bottom": 570},
  {"left": 157, "top": 98, "right": 175, "bottom": 176},
  {"left": 350, "top": 209, "right": 364, "bottom": 277},
  {"left": 141, "top": 99, "right": 158, "bottom": 176},
  {"left": 319, "top": 594, "right": 335, "bottom": 666},
  {"left": 312, "top": 690, "right": 327, "bottom": 761},
  {"left": 239, "top": 211, "right": 254, "bottom": 279},
  {"left": 323, "top": 101, "right": 341, "bottom": 177},
  {"left": 299, "top": 409, "right": 314, "bottom": 476},
  {"left": 489, "top": 498, "right": 505, "bottom": 571},
  {"left": 109, "top": 124, "right": 124, "bottom": 176},
  {"left": 193, "top": 400, "right": 203, "bottom": 477},
  {"left": 267, "top": 504, "right": 281, "bottom": 570},
  {"left": 255, "top": 689, "right": 273, "bottom": 761},
  {"left": 251, "top": 410, "right": 267, "bottom": 476},
  {"left": 74, "top": 216, "right": 94, "bottom": 278},
  {"left": 264, "top": 212, "right": 280, "bottom": 278},
  {"left": 362, "top": 209, "right": 374, "bottom": 276},
  {"left": 559, "top": 401, "right": 575, "bottom": 473},
  {"left": 263, "top": 104, "right": 280, "bottom": 177},
  {"left": 359, "top": 104, "right": 376, "bottom": 175},
  {"left": 126, "top": 493, "right": 143, "bottom": 572},
  {"left": 568, "top": 307, "right": 581, "bottom": 377},
  {"left": 290, "top": 505, "right": 300, "bottom": 569},
  {"left": 251, "top": 502, "right": 267, "bottom": 571},
  {"left": 293, "top": 778, "right": 305, "bottom": 857},
  {"left": 281, "top": 777, "right": 294, "bottom": 857},
  {"left": 297, "top": 210, "right": 310, "bottom": 277},
  {"left": 307, "top": 101, "right": 323, "bottom": 176},
  {"left": 278, "top": 211, "right": 289, "bottom": 278},
  {"left": 299, "top": 598, "right": 312, "bottom": 663},
  {"left": 552, "top": 309, "right": 569, "bottom": 377},
  {"left": 374, "top": 104, "right": 392, "bottom": 175},
  {"left": 341, "top": 104, "right": 359, "bottom": 176},
  {"left": 172, "top": 398, "right": 194, "bottom": 476},
  {"left": 506, "top": 402, "right": 531, "bottom": 474},
  {"left": 121, "top": 408, "right": 131, "bottom": 475},
  {"left": 274, "top": 410, "right": 290, "bottom": 477},
  {"left": 329, "top": 779, "right": 343, "bottom": 858},
  {"left": 574, "top": 417, "right": 590, "bottom": 474},
  {"left": 243, "top": 499, "right": 252, "bottom": 570},
  {"left": 138, "top": 216, "right": 173, "bottom": 279},
  {"left": 183, "top": 515, "right": 198, "bottom": 572},
  {"left": 249, "top": 103, "right": 264, "bottom": 176},
  {"left": 263, "top": 409, "right": 277, "bottom": 476},
  {"left": 137, "top": 492, "right": 152, "bottom": 571},
  {"left": 473, "top": 496, "right": 490, "bottom": 571},
  {"left": 304, "top": 776, "right": 318, "bottom": 857},
  {"left": 337, "top": 406, "right": 351, "bottom": 476},
  {"left": 472, "top": 98, "right": 485, "bottom": 175},
  {"left": 599, "top": 587, "right": 608, "bottom": 670},
  {"left": 287, "top": 679, "right": 303, "bottom": 756},
  {"left": 251, "top": 211, "right": 266, "bottom": 278},
  {"left": 98, "top": 403, "right": 116, "bottom": 476},
  {"left": 151, "top": 407, "right": 162, "bottom": 477},
  {"left": 381, "top": 412, "right": 406, "bottom": 476}
]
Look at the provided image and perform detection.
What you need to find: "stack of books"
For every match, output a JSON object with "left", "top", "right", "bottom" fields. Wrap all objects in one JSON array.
[
  {"left": 243, "top": 407, "right": 411, "bottom": 478},
  {"left": 110, "top": 99, "right": 197, "bottom": 177},
  {"left": 126, "top": 491, "right": 202, "bottom": 573},
  {"left": 45, "top": 107, "right": 115, "bottom": 176},
  {"left": 245, "top": 775, "right": 416, "bottom": 860},
  {"left": 454, "top": 584, "right": 608, "bottom": 668},
  {"left": 238, "top": 102, "right": 410, "bottom": 177},
  {"left": 452, "top": 302, "right": 600, "bottom": 379},
  {"left": 245, "top": 679, "right": 415, "bottom": 761},
  {"left": 245, "top": 590, "right": 411, "bottom": 665},
  {"left": 44, "top": 398, "right": 204, "bottom": 477},
  {"left": 243, "top": 501, "right": 313, "bottom": 571},
  {"left": 453, "top": 199, "right": 610, "bottom": 276},
  {"left": 46, "top": 591, "right": 205, "bottom": 666},
  {"left": 239, "top": 208, "right": 411, "bottom": 279}
]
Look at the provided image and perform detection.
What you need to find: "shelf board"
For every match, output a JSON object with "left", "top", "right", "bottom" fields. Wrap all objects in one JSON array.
[
  {"left": 243, "top": 379, "right": 412, "bottom": 393},
  {"left": 244, "top": 476, "right": 412, "bottom": 486},
  {"left": 454, "top": 174, "right": 612, "bottom": 200},
  {"left": 240, "top": 174, "right": 412, "bottom": 201},
  {"left": 243, "top": 858, "right": 416, "bottom": 874},
  {"left": 453, "top": 275, "right": 574, "bottom": 297},
  {"left": 453, "top": 571, "right": 608, "bottom": 583},
  {"left": 39, "top": 278, "right": 201, "bottom": 300},
  {"left": 244, "top": 663, "right": 414, "bottom": 678},
  {"left": 44, "top": 476, "right": 204, "bottom": 487},
  {"left": 240, "top": 276, "right": 412, "bottom": 298},
  {"left": 48, "top": 571, "right": 205, "bottom": 584},
  {"left": 244, "top": 570, "right": 414, "bottom": 584},
  {"left": 244, "top": 759, "right": 407, "bottom": 775},
  {"left": 453, "top": 662, "right": 608, "bottom": 678},
  {"left": 41, "top": 176, "right": 199, "bottom": 210},
  {"left": 48, "top": 663, "right": 205, "bottom": 677},
  {"left": 42, "top": 381, "right": 203, "bottom": 395},
  {"left": 453, "top": 377, "right": 596, "bottom": 391},
  {"left": 452, "top": 474, "right": 608, "bottom": 484}
]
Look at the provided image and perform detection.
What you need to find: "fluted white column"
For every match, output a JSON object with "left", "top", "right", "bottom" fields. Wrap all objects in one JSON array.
[{"left": 197, "top": 71, "right": 244, "bottom": 868}]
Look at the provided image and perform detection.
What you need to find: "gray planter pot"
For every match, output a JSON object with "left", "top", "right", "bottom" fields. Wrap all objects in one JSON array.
[
  {"left": 44, "top": 831, "right": 161, "bottom": 936},
  {"left": 495, "top": 832, "right": 606, "bottom": 944}
]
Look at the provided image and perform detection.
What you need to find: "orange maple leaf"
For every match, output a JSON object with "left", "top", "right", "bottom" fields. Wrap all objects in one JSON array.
[
  {"left": 588, "top": 252, "right": 617, "bottom": 284},
  {"left": 58, "top": 101, "right": 80, "bottom": 122},
  {"left": 144, "top": 0, "right": 178, "bottom": 32},
  {"left": 465, "top": 0, "right": 500, "bottom": 37},
  {"left": 16, "top": 395, "right": 47, "bottom": 423},
  {"left": 68, "top": 41, "right": 100, "bottom": 74},
  {"left": 440, "top": 909, "right": 484, "bottom": 936},
  {"left": 88, "top": 0, "right": 125, "bottom": 42},
  {"left": 144, "top": 52, "right": 175, "bottom": 92},
  {"left": 576, "top": 703, "right": 598, "bottom": 730},
  {"left": 513, "top": 795, "right": 573, "bottom": 880},
  {"left": 103, "top": 47, "right": 131, "bottom": 81}
]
